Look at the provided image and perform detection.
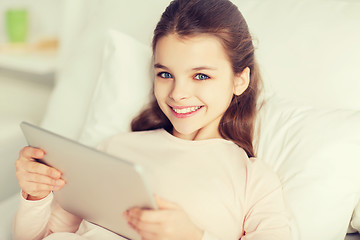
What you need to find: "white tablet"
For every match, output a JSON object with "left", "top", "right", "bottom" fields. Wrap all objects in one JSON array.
[{"left": 20, "top": 121, "right": 157, "bottom": 240}]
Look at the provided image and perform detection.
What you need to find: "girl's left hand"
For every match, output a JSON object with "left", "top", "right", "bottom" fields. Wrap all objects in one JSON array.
[{"left": 124, "top": 195, "right": 203, "bottom": 240}]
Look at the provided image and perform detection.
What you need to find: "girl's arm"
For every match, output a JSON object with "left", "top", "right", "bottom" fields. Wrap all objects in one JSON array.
[
  {"left": 242, "top": 186, "right": 291, "bottom": 240},
  {"left": 13, "top": 191, "right": 82, "bottom": 240},
  {"left": 13, "top": 191, "right": 53, "bottom": 240},
  {"left": 241, "top": 160, "right": 292, "bottom": 240}
]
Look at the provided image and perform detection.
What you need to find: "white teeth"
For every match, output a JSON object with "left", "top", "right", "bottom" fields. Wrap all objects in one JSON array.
[{"left": 172, "top": 106, "right": 201, "bottom": 114}]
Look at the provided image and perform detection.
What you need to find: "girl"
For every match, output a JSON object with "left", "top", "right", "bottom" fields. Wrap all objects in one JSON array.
[{"left": 13, "top": 0, "right": 291, "bottom": 239}]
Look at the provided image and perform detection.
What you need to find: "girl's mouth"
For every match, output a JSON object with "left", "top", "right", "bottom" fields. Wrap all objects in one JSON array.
[{"left": 170, "top": 105, "right": 204, "bottom": 118}]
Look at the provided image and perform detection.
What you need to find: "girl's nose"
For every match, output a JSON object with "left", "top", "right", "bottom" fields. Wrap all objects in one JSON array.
[{"left": 169, "top": 80, "right": 190, "bottom": 101}]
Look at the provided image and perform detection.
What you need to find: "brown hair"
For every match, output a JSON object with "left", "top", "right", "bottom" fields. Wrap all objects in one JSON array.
[{"left": 131, "top": 0, "right": 262, "bottom": 158}]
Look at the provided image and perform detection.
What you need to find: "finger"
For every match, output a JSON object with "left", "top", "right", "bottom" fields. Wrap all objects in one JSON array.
[
  {"left": 17, "top": 147, "right": 62, "bottom": 178},
  {"left": 20, "top": 180, "right": 60, "bottom": 193},
  {"left": 155, "top": 195, "right": 180, "bottom": 210},
  {"left": 25, "top": 172, "right": 65, "bottom": 187},
  {"left": 20, "top": 146, "right": 45, "bottom": 160},
  {"left": 133, "top": 221, "right": 162, "bottom": 235},
  {"left": 126, "top": 208, "right": 163, "bottom": 224},
  {"left": 23, "top": 160, "right": 62, "bottom": 179},
  {"left": 125, "top": 210, "right": 163, "bottom": 235},
  {"left": 17, "top": 171, "right": 65, "bottom": 192}
]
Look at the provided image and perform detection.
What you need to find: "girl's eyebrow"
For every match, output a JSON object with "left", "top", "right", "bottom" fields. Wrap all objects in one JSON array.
[
  {"left": 154, "top": 63, "right": 168, "bottom": 70},
  {"left": 191, "top": 66, "right": 217, "bottom": 71},
  {"left": 154, "top": 63, "right": 217, "bottom": 71}
]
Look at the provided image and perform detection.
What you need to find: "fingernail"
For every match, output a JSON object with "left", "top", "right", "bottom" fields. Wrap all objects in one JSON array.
[
  {"left": 56, "top": 179, "right": 64, "bottom": 186},
  {"left": 52, "top": 171, "right": 61, "bottom": 178},
  {"left": 35, "top": 151, "right": 43, "bottom": 158}
]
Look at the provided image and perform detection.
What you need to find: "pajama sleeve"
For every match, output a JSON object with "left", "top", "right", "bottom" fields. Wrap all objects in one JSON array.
[
  {"left": 241, "top": 159, "right": 292, "bottom": 240},
  {"left": 13, "top": 191, "right": 82, "bottom": 240}
]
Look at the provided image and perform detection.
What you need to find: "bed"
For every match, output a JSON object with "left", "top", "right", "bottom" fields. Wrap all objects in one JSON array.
[{"left": 1, "top": 0, "right": 359, "bottom": 239}]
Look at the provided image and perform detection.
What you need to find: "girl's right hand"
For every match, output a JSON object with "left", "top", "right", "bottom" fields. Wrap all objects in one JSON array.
[{"left": 15, "top": 146, "right": 65, "bottom": 201}]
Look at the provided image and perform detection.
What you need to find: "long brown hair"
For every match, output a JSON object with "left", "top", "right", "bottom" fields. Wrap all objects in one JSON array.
[{"left": 131, "top": 0, "right": 262, "bottom": 158}]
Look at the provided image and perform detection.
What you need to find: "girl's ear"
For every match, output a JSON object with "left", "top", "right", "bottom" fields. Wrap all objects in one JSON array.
[{"left": 233, "top": 67, "right": 250, "bottom": 96}]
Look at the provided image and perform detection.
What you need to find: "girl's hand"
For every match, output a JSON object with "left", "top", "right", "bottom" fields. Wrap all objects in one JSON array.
[
  {"left": 15, "top": 146, "right": 65, "bottom": 201},
  {"left": 124, "top": 195, "right": 203, "bottom": 240}
]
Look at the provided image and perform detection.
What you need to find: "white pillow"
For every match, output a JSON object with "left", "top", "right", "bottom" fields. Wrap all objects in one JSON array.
[
  {"left": 255, "top": 96, "right": 360, "bottom": 240},
  {"left": 239, "top": 0, "right": 360, "bottom": 111},
  {"left": 78, "top": 30, "right": 152, "bottom": 146},
  {"left": 40, "top": 0, "right": 167, "bottom": 140},
  {"left": 79, "top": 30, "right": 360, "bottom": 240}
]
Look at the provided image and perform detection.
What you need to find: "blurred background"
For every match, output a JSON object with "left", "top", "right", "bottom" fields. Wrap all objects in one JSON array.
[{"left": 0, "top": 0, "right": 62, "bottom": 132}]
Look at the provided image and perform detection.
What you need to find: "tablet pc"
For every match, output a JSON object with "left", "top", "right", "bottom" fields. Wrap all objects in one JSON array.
[{"left": 20, "top": 121, "right": 157, "bottom": 240}]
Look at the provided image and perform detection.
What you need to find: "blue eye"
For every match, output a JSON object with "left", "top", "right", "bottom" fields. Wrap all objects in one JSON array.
[
  {"left": 158, "top": 72, "right": 173, "bottom": 79},
  {"left": 194, "top": 73, "right": 209, "bottom": 80}
]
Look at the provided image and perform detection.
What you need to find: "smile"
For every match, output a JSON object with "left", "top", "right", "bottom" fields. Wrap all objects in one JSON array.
[
  {"left": 172, "top": 106, "right": 202, "bottom": 113},
  {"left": 170, "top": 105, "right": 203, "bottom": 118}
]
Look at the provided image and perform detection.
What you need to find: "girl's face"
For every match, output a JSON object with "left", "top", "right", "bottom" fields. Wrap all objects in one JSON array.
[{"left": 154, "top": 34, "right": 249, "bottom": 140}]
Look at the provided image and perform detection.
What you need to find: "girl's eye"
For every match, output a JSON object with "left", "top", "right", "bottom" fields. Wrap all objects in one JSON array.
[
  {"left": 157, "top": 72, "right": 173, "bottom": 79},
  {"left": 194, "top": 73, "right": 210, "bottom": 80}
]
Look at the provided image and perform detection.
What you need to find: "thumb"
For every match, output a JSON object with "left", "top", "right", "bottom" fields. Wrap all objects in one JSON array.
[{"left": 155, "top": 195, "right": 180, "bottom": 210}]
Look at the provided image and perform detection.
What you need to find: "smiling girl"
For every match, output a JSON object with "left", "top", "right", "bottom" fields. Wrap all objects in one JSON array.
[{"left": 13, "top": 0, "right": 291, "bottom": 239}]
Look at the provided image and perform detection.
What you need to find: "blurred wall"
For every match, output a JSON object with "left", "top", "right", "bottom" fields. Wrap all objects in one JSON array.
[{"left": 0, "top": 0, "right": 63, "bottom": 126}]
